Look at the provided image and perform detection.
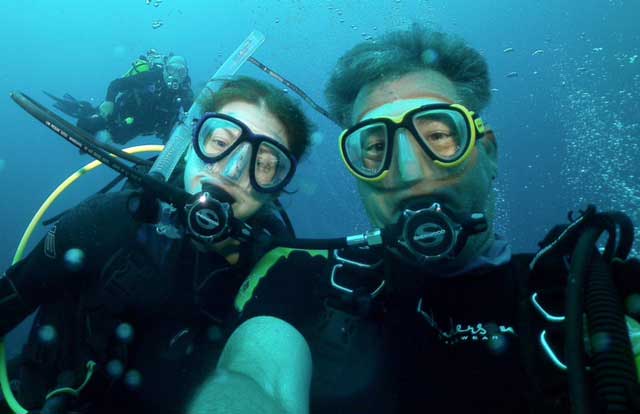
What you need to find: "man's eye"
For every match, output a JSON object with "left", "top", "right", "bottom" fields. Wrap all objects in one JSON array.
[
  {"left": 428, "top": 132, "right": 451, "bottom": 141},
  {"left": 366, "top": 142, "right": 385, "bottom": 152}
]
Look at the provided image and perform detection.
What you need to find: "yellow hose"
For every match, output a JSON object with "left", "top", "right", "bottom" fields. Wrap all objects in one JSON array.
[{"left": 1, "top": 144, "right": 163, "bottom": 414}]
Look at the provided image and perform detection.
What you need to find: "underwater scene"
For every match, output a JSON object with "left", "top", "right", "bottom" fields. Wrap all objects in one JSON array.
[{"left": 0, "top": 1, "right": 638, "bottom": 413}]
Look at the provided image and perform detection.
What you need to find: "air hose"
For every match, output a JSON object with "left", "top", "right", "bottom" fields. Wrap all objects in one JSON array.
[{"left": 566, "top": 212, "right": 638, "bottom": 414}]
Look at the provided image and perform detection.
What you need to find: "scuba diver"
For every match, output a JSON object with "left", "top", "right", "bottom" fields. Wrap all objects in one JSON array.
[
  {"left": 0, "top": 76, "right": 312, "bottom": 414},
  {"left": 45, "top": 50, "right": 194, "bottom": 146},
  {"left": 188, "top": 25, "right": 640, "bottom": 414}
]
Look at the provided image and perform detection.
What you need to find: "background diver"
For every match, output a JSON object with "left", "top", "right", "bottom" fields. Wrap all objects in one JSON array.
[{"left": 45, "top": 50, "right": 194, "bottom": 146}]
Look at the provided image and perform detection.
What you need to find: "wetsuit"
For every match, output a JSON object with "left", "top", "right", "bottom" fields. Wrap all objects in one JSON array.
[
  {"left": 234, "top": 245, "right": 640, "bottom": 413},
  {"left": 0, "top": 190, "right": 246, "bottom": 413},
  {"left": 77, "top": 69, "right": 194, "bottom": 144}
]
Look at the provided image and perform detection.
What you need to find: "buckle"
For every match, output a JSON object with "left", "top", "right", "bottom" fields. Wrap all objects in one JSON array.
[
  {"left": 539, "top": 330, "right": 567, "bottom": 371},
  {"left": 531, "top": 292, "right": 565, "bottom": 322},
  {"left": 333, "top": 248, "right": 383, "bottom": 269},
  {"left": 531, "top": 291, "right": 566, "bottom": 370},
  {"left": 329, "top": 249, "right": 385, "bottom": 298},
  {"left": 531, "top": 292, "right": 593, "bottom": 372}
]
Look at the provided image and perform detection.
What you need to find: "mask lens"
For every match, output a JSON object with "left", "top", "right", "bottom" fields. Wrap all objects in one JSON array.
[
  {"left": 254, "top": 141, "right": 292, "bottom": 189},
  {"left": 198, "top": 117, "right": 243, "bottom": 158},
  {"left": 344, "top": 122, "right": 388, "bottom": 177},
  {"left": 412, "top": 109, "right": 468, "bottom": 161},
  {"left": 167, "top": 64, "right": 186, "bottom": 79}
]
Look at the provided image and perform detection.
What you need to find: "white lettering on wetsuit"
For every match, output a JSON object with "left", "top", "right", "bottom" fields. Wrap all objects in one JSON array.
[
  {"left": 417, "top": 298, "right": 516, "bottom": 345},
  {"left": 440, "top": 323, "right": 516, "bottom": 345}
]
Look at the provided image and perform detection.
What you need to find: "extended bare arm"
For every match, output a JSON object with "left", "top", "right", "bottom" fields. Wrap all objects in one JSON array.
[{"left": 188, "top": 316, "right": 312, "bottom": 414}]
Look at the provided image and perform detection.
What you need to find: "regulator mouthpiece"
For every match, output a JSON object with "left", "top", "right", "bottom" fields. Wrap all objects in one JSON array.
[{"left": 389, "top": 203, "right": 487, "bottom": 265}]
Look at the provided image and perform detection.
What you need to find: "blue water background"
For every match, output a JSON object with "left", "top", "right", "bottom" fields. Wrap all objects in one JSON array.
[{"left": 0, "top": 0, "right": 638, "bottom": 355}]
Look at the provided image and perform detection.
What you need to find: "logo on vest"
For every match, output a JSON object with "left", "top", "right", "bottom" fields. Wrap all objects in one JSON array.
[{"left": 417, "top": 298, "right": 516, "bottom": 346}]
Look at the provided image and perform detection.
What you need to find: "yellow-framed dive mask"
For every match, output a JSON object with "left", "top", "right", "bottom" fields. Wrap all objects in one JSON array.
[{"left": 338, "top": 103, "right": 486, "bottom": 182}]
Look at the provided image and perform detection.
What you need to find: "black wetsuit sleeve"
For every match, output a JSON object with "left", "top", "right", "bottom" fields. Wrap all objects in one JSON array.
[
  {"left": 180, "top": 78, "right": 195, "bottom": 109},
  {"left": 0, "top": 191, "right": 140, "bottom": 336},
  {"left": 236, "top": 251, "right": 327, "bottom": 332},
  {"left": 105, "top": 71, "right": 160, "bottom": 102}
]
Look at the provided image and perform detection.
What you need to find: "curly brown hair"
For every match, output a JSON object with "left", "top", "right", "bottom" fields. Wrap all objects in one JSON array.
[{"left": 325, "top": 24, "right": 491, "bottom": 127}]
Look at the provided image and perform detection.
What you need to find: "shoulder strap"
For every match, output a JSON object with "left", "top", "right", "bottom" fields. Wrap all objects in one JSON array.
[{"left": 234, "top": 247, "right": 328, "bottom": 312}]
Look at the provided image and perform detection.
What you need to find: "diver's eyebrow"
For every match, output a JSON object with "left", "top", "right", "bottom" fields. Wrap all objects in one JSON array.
[
  {"left": 356, "top": 94, "right": 456, "bottom": 121},
  {"left": 223, "top": 112, "right": 287, "bottom": 145}
]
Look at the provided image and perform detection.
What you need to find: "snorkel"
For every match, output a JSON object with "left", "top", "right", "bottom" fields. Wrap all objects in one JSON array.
[{"left": 149, "top": 31, "right": 266, "bottom": 183}]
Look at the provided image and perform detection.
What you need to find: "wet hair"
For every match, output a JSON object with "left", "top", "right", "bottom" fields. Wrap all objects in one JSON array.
[
  {"left": 202, "top": 76, "right": 313, "bottom": 161},
  {"left": 325, "top": 24, "right": 491, "bottom": 127}
]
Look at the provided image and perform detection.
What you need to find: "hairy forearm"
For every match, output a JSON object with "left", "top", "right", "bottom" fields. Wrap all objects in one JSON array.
[{"left": 189, "top": 369, "right": 288, "bottom": 414}]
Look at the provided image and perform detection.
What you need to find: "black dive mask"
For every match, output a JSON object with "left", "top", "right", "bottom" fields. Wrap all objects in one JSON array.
[{"left": 383, "top": 202, "right": 488, "bottom": 266}]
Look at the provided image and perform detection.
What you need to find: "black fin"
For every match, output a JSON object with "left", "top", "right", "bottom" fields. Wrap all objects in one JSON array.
[{"left": 43, "top": 91, "right": 97, "bottom": 119}]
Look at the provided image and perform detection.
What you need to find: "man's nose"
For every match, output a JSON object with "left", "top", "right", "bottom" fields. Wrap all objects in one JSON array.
[{"left": 390, "top": 129, "right": 426, "bottom": 185}]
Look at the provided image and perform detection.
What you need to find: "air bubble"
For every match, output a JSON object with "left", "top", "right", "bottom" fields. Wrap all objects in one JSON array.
[
  {"left": 124, "top": 370, "right": 143, "bottom": 389},
  {"left": 64, "top": 248, "right": 85, "bottom": 272},
  {"left": 116, "top": 322, "right": 135, "bottom": 344},
  {"left": 207, "top": 325, "right": 224, "bottom": 342},
  {"left": 38, "top": 325, "right": 57, "bottom": 344},
  {"left": 487, "top": 334, "right": 509, "bottom": 354},
  {"left": 106, "top": 359, "right": 124, "bottom": 379}
]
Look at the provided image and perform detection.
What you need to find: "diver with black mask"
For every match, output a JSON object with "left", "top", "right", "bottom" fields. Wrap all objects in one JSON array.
[
  {"left": 0, "top": 75, "right": 312, "bottom": 414},
  {"left": 188, "top": 25, "right": 640, "bottom": 414}
]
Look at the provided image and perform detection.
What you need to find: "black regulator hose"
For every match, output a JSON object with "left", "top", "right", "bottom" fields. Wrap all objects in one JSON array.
[
  {"left": 610, "top": 212, "right": 634, "bottom": 260},
  {"left": 566, "top": 213, "right": 638, "bottom": 414},
  {"left": 271, "top": 227, "right": 390, "bottom": 251},
  {"left": 272, "top": 236, "right": 349, "bottom": 250},
  {"left": 587, "top": 256, "right": 638, "bottom": 414},
  {"left": 566, "top": 225, "right": 598, "bottom": 414}
]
